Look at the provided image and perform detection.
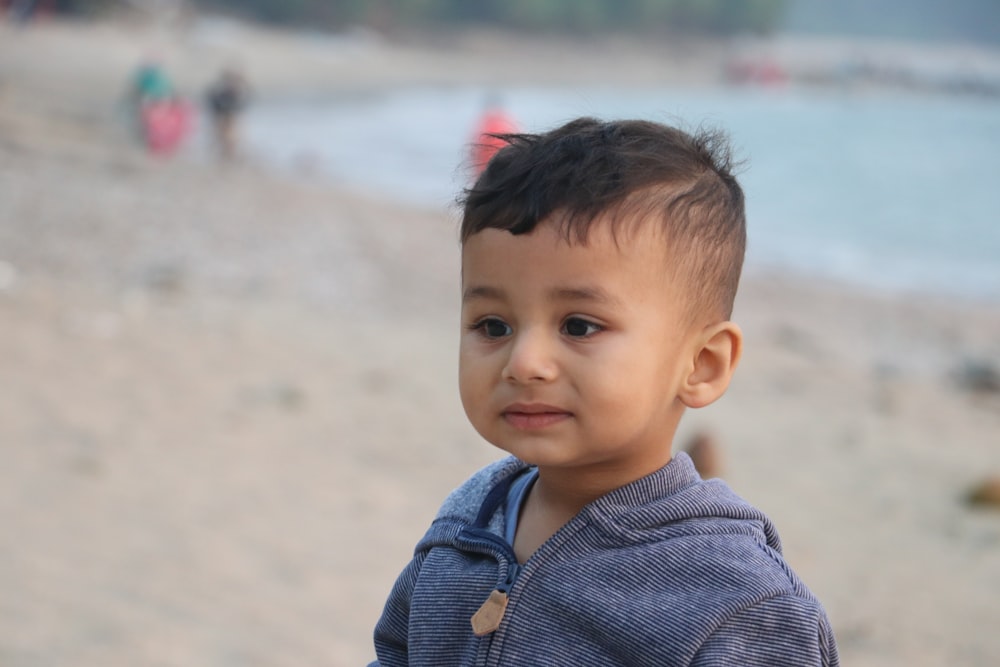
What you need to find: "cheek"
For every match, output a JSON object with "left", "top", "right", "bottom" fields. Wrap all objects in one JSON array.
[
  {"left": 458, "top": 350, "right": 490, "bottom": 413},
  {"left": 457, "top": 363, "right": 473, "bottom": 404},
  {"left": 578, "top": 348, "right": 674, "bottom": 411},
  {"left": 588, "top": 374, "right": 649, "bottom": 414}
]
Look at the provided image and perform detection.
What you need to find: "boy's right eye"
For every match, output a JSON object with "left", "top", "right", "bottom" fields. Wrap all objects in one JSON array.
[{"left": 471, "top": 318, "right": 513, "bottom": 339}]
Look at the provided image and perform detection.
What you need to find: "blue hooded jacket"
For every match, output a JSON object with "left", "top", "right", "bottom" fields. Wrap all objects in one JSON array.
[{"left": 371, "top": 453, "right": 839, "bottom": 666}]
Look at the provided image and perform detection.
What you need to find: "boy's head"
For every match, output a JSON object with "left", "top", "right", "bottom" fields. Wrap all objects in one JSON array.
[
  {"left": 460, "top": 117, "right": 745, "bottom": 323},
  {"left": 457, "top": 118, "right": 746, "bottom": 486}
]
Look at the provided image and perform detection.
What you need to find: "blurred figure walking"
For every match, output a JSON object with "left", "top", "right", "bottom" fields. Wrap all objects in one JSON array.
[{"left": 205, "top": 68, "right": 250, "bottom": 161}]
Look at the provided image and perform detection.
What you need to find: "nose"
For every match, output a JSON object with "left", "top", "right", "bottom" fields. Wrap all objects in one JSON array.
[{"left": 501, "top": 327, "right": 557, "bottom": 384}]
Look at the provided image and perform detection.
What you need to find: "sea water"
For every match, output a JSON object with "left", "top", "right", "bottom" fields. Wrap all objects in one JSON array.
[{"left": 242, "top": 86, "right": 1000, "bottom": 302}]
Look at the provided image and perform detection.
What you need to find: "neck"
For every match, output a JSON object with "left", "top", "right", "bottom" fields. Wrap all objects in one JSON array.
[{"left": 533, "top": 451, "right": 674, "bottom": 517}]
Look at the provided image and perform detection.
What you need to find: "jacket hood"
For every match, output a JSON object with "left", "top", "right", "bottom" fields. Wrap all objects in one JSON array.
[{"left": 418, "top": 453, "right": 782, "bottom": 555}]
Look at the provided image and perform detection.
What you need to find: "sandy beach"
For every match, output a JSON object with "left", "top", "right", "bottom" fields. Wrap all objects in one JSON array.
[{"left": 1, "top": 16, "right": 999, "bottom": 666}]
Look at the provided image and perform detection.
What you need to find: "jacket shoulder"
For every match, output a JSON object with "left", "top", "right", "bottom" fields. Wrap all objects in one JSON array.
[
  {"left": 413, "top": 457, "right": 528, "bottom": 553},
  {"left": 434, "top": 456, "right": 527, "bottom": 524}
]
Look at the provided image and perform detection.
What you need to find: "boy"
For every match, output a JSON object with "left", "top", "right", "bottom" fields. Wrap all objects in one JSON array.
[{"left": 370, "top": 118, "right": 839, "bottom": 666}]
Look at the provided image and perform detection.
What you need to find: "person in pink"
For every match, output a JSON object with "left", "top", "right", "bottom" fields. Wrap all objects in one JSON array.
[
  {"left": 141, "top": 97, "right": 192, "bottom": 156},
  {"left": 470, "top": 95, "right": 519, "bottom": 176}
]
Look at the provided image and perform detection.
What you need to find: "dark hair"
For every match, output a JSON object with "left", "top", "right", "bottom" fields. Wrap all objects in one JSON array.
[{"left": 460, "top": 117, "right": 746, "bottom": 320}]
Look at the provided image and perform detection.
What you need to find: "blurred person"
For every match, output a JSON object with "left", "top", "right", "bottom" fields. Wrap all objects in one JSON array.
[
  {"left": 469, "top": 93, "right": 518, "bottom": 176},
  {"left": 684, "top": 430, "right": 724, "bottom": 479},
  {"left": 205, "top": 67, "right": 250, "bottom": 161},
  {"left": 140, "top": 95, "right": 193, "bottom": 156},
  {"left": 370, "top": 118, "right": 839, "bottom": 666},
  {"left": 127, "top": 59, "right": 192, "bottom": 156}
]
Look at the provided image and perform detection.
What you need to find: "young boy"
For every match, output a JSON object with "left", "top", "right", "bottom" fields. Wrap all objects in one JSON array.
[{"left": 370, "top": 118, "right": 839, "bottom": 666}]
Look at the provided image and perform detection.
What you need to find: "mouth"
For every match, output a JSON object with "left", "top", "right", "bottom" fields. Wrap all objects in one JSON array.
[{"left": 502, "top": 403, "right": 572, "bottom": 430}]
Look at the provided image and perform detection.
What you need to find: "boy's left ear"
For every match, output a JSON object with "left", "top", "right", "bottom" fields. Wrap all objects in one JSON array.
[{"left": 679, "top": 321, "right": 743, "bottom": 409}]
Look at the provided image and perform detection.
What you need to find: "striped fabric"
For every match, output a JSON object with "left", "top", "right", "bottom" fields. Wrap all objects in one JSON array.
[{"left": 371, "top": 453, "right": 839, "bottom": 666}]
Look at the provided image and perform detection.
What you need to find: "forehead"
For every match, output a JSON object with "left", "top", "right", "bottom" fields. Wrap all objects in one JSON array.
[
  {"left": 465, "top": 211, "right": 669, "bottom": 259},
  {"left": 460, "top": 219, "right": 679, "bottom": 300}
]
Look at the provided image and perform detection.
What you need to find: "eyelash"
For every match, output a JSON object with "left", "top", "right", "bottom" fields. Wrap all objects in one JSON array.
[
  {"left": 562, "top": 317, "right": 603, "bottom": 337},
  {"left": 467, "top": 316, "right": 603, "bottom": 339},
  {"left": 467, "top": 317, "right": 512, "bottom": 339}
]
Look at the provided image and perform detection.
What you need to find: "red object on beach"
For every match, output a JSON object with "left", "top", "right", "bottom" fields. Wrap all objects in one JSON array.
[
  {"left": 725, "top": 58, "right": 789, "bottom": 88},
  {"left": 142, "top": 99, "right": 193, "bottom": 156},
  {"left": 471, "top": 108, "right": 518, "bottom": 175}
]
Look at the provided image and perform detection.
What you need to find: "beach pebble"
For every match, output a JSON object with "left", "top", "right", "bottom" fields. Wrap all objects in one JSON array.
[
  {"left": 954, "top": 359, "right": 1000, "bottom": 395},
  {"left": 242, "top": 381, "right": 305, "bottom": 410},
  {"left": 966, "top": 476, "right": 1000, "bottom": 509},
  {"left": 142, "top": 262, "right": 186, "bottom": 295}
]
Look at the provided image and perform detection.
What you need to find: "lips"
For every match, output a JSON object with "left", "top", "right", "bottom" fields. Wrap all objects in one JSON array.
[{"left": 502, "top": 403, "right": 572, "bottom": 430}]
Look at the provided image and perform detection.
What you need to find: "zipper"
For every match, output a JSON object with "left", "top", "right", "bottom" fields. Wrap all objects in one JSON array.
[
  {"left": 459, "top": 527, "right": 522, "bottom": 636},
  {"left": 459, "top": 467, "right": 531, "bottom": 638},
  {"left": 497, "top": 560, "right": 521, "bottom": 595}
]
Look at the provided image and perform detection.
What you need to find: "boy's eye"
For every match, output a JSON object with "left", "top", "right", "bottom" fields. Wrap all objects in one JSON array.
[
  {"left": 562, "top": 317, "right": 602, "bottom": 338},
  {"left": 473, "top": 318, "right": 513, "bottom": 339}
]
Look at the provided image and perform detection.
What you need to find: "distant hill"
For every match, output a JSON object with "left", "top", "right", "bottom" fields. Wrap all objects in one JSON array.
[{"left": 782, "top": 0, "right": 1000, "bottom": 45}]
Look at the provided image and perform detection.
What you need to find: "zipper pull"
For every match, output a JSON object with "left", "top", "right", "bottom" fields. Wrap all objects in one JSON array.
[{"left": 471, "top": 589, "right": 508, "bottom": 636}]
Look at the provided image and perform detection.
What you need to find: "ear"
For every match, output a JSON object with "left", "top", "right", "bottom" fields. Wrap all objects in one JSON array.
[{"left": 678, "top": 321, "right": 743, "bottom": 409}]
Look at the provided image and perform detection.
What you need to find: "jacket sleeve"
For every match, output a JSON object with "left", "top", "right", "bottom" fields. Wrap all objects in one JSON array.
[
  {"left": 368, "top": 550, "right": 428, "bottom": 667},
  {"left": 691, "top": 594, "right": 840, "bottom": 667}
]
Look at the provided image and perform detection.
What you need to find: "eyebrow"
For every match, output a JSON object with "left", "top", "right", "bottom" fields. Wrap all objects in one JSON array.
[
  {"left": 462, "top": 285, "right": 504, "bottom": 303},
  {"left": 550, "top": 286, "right": 623, "bottom": 307},
  {"left": 462, "top": 285, "right": 623, "bottom": 307}
]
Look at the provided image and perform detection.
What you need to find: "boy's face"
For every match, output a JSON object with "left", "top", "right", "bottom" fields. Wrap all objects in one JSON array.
[{"left": 459, "top": 218, "right": 700, "bottom": 483}]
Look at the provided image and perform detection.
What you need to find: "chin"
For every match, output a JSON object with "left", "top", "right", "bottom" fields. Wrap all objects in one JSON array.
[{"left": 494, "top": 444, "right": 575, "bottom": 468}]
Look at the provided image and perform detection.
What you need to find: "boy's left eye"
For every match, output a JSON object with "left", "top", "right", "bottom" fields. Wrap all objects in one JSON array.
[{"left": 562, "top": 317, "right": 602, "bottom": 338}]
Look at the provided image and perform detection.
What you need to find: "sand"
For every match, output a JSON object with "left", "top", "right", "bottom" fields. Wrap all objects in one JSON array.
[{"left": 1, "top": 15, "right": 999, "bottom": 667}]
